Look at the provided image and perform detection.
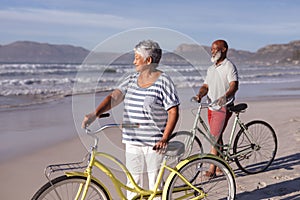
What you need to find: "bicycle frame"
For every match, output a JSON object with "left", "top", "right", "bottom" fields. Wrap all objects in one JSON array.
[
  {"left": 62, "top": 146, "right": 205, "bottom": 200},
  {"left": 192, "top": 103, "right": 255, "bottom": 162}
]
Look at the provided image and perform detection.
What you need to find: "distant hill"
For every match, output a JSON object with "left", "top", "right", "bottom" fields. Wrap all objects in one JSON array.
[
  {"left": 250, "top": 40, "right": 300, "bottom": 66},
  {"left": 0, "top": 40, "right": 300, "bottom": 66},
  {"left": 174, "top": 40, "right": 300, "bottom": 66},
  {"left": 0, "top": 41, "right": 89, "bottom": 63}
]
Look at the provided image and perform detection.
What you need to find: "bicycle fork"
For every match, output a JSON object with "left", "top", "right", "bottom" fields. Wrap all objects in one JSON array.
[{"left": 75, "top": 170, "right": 93, "bottom": 200}]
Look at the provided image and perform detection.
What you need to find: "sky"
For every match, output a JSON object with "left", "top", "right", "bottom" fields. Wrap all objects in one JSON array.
[{"left": 1, "top": 0, "right": 300, "bottom": 52}]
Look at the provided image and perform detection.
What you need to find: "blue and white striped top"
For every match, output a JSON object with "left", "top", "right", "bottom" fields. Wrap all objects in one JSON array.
[{"left": 117, "top": 72, "right": 180, "bottom": 146}]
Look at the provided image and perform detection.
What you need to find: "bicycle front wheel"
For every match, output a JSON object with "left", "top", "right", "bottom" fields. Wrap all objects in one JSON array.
[
  {"left": 233, "top": 120, "right": 277, "bottom": 174},
  {"left": 31, "top": 175, "right": 110, "bottom": 200},
  {"left": 163, "top": 155, "right": 236, "bottom": 200}
]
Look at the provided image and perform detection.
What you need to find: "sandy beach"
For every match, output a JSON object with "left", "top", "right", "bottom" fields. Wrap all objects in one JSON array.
[{"left": 0, "top": 96, "right": 299, "bottom": 199}]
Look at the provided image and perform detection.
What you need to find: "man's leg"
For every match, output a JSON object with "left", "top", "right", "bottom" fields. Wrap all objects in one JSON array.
[{"left": 207, "top": 108, "right": 228, "bottom": 174}]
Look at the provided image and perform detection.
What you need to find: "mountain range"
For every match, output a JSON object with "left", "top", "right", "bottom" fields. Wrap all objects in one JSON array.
[{"left": 0, "top": 40, "right": 300, "bottom": 66}]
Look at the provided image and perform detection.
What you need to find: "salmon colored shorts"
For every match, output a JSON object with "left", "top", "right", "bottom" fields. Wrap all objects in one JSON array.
[{"left": 208, "top": 107, "right": 232, "bottom": 138}]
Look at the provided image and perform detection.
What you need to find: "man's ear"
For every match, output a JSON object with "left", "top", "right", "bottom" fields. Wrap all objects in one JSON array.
[{"left": 221, "top": 47, "right": 227, "bottom": 53}]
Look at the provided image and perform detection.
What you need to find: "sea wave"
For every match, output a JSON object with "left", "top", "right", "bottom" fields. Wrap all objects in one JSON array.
[
  {"left": 1, "top": 63, "right": 300, "bottom": 109},
  {"left": 239, "top": 71, "right": 300, "bottom": 79}
]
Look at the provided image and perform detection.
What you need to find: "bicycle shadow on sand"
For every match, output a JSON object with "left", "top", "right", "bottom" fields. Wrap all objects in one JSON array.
[
  {"left": 235, "top": 153, "right": 300, "bottom": 199},
  {"left": 233, "top": 152, "right": 300, "bottom": 177}
]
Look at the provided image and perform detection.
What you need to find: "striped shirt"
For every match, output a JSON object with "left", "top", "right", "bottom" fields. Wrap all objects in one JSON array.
[{"left": 117, "top": 72, "right": 180, "bottom": 146}]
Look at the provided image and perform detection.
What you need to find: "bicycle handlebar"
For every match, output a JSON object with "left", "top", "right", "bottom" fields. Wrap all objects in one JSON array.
[
  {"left": 85, "top": 123, "right": 140, "bottom": 135},
  {"left": 84, "top": 113, "right": 140, "bottom": 135},
  {"left": 84, "top": 113, "right": 139, "bottom": 148},
  {"left": 191, "top": 96, "right": 233, "bottom": 111}
]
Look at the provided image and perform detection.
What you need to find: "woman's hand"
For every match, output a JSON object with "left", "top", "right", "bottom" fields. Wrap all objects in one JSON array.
[
  {"left": 82, "top": 112, "right": 97, "bottom": 128},
  {"left": 153, "top": 138, "right": 168, "bottom": 154}
]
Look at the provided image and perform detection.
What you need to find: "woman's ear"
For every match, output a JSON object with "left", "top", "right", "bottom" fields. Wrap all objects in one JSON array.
[{"left": 146, "top": 56, "right": 152, "bottom": 65}]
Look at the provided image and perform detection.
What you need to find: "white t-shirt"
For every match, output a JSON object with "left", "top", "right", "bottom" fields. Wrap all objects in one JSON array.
[{"left": 204, "top": 58, "right": 238, "bottom": 102}]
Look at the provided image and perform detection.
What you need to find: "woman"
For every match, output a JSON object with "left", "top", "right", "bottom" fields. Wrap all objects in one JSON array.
[{"left": 82, "top": 40, "right": 180, "bottom": 199}]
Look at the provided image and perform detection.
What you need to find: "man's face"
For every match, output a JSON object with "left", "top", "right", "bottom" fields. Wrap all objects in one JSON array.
[
  {"left": 211, "top": 43, "right": 222, "bottom": 63},
  {"left": 211, "top": 43, "right": 221, "bottom": 56}
]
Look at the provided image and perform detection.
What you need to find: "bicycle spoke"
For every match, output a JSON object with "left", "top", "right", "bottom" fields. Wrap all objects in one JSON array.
[
  {"left": 32, "top": 176, "right": 109, "bottom": 200},
  {"left": 164, "top": 156, "right": 236, "bottom": 199}
]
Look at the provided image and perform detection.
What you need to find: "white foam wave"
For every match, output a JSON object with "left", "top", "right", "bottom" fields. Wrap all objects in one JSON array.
[{"left": 0, "top": 63, "right": 299, "bottom": 97}]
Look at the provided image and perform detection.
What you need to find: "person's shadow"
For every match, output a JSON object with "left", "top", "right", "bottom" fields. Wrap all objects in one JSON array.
[{"left": 235, "top": 153, "right": 300, "bottom": 199}]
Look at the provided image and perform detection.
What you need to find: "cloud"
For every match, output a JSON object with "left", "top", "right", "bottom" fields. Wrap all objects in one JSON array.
[
  {"left": 0, "top": 7, "right": 142, "bottom": 29},
  {"left": 1, "top": 1, "right": 299, "bottom": 51},
  {"left": 0, "top": 7, "right": 148, "bottom": 48}
]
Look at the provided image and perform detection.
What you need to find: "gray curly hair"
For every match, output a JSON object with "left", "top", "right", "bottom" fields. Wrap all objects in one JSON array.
[{"left": 134, "top": 40, "right": 162, "bottom": 64}]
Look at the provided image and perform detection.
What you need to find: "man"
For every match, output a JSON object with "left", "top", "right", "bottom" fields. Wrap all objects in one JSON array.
[{"left": 196, "top": 39, "right": 238, "bottom": 176}]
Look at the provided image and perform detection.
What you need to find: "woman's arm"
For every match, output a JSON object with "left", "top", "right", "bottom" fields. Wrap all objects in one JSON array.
[
  {"left": 153, "top": 105, "right": 179, "bottom": 151},
  {"left": 82, "top": 89, "right": 124, "bottom": 128}
]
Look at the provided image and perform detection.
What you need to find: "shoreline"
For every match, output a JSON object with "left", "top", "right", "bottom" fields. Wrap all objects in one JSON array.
[
  {"left": 1, "top": 79, "right": 300, "bottom": 111},
  {"left": 0, "top": 95, "right": 300, "bottom": 199},
  {"left": 0, "top": 93, "right": 299, "bottom": 163},
  {"left": 0, "top": 89, "right": 300, "bottom": 164}
]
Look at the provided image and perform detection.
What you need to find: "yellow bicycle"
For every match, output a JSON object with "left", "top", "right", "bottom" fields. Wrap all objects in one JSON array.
[{"left": 32, "top": 114, "right": 236, "bottom": 200}]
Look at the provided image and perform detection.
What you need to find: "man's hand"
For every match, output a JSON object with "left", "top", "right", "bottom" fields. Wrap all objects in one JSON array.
[
  {"left": 217, "top": 95, "right": 227, "bottom": 106},
  {"left": 194, "top": 95, "right": 202, "bottom": 103}
]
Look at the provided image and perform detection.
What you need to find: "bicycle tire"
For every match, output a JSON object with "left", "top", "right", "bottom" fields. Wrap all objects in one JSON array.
[
  {"left": 163, "top": 155, "right": 236, "bottom": 200},
  {"left": 233, "top": 120, "right": 277, "bottom": 174},
  {"left": 31, "top": 175, "right": 110, "bottom": 200},
  {"left": 168, "top": 131, "right": 203, "bottom": 160},
  {"left": 160, "top": 131, "right": 203, "bottom": 187}
]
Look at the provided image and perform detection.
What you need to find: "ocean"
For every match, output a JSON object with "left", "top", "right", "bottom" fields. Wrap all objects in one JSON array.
[
  {"left": 1, "top": 63, "right": 300, "bottom": 110},
  {"left": 0, "top": 62, "right": 299, "bottom": 162}
]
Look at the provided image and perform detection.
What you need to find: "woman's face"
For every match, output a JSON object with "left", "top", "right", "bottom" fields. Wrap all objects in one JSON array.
[{"left": 133, "top": 52, "right": 148, "bottom": 72}]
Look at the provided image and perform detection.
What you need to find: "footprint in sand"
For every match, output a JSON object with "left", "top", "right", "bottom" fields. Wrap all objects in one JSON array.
[
  {"left": 289, "top": 118, "right": 300, "bottom": 122},
  {"left": 237, "top": 184, "right": 247, "bottom": 191},
  {"left": 257, "top": 181, "right": 267, "bottom": 189},
  {"left": 273, "top": 175, "right": 291, "bottom": 180}
]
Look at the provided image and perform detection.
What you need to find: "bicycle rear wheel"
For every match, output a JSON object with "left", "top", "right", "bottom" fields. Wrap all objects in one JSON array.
[
  {"left": 31, "top": 175, "right": 110, "bottom": 200},
  {"left": 163, "top": 155, "right": 236, "bottom": 200},
  {"left": 233, "top": 120, "right": 277, "bottom": 174}
]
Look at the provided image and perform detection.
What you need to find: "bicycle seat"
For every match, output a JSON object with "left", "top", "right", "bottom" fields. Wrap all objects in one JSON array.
[
  {"left": 228, "top": 103, "right": 248, "bottom": 113},
  {"left": 165, "top": 141, "right": 185, "bottom": 157}
]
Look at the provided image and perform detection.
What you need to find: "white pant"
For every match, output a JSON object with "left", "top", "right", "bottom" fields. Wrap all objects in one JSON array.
[{"left": 126, "top": 144, "right": 163, "bottom": 200}]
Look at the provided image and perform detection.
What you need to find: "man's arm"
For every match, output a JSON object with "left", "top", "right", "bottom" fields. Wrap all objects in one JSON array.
[
  {"left": 196, "top": 84, "right": 208, "bottom": 102},
  {"left": 225, "top": 81, "right": 239, "bottom": 99}
]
